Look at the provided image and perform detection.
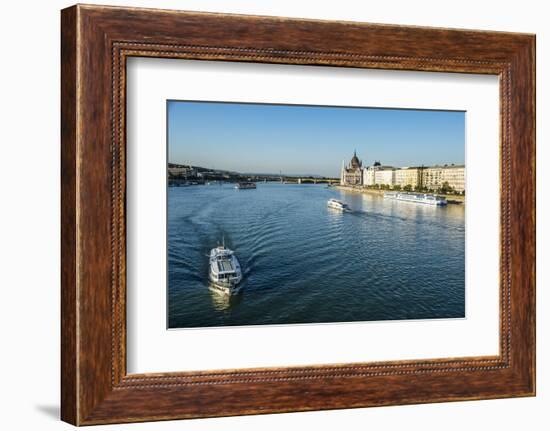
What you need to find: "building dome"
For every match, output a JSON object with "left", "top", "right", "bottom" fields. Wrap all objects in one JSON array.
[{"left": 350, "top": 150, "right": 362, "bottom": 169}]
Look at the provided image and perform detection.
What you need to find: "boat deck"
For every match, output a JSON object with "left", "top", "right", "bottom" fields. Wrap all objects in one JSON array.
[{"left": 217, "top": 259, "right": 235, "bottom": 273}]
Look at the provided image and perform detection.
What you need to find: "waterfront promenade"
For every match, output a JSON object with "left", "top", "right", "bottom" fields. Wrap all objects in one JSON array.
[{"left": 335, "top": 185, "right": 465, "bottom": 204}]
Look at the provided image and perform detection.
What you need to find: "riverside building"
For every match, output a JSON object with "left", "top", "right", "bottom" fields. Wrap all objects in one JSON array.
[
  {"left": 374, "top": 168, "right": 396, "bottom": 186},
  {"left": 340, "top": 151, "right": 465, "bottom": 193},
  {"left": 394, "top": 167, "right": 422, "bottom": 189},
  {"left": 422, "top": 165, "right": 465, "bottom": 193},
  {"left": 363, "top": 161, "right": 395, "bottom": 186},
  {"left": 340, "top": 150, "right": 364, "bottom": 186},
  {"left": 168, "top": 164, "right": 196, "bottom": 178}
]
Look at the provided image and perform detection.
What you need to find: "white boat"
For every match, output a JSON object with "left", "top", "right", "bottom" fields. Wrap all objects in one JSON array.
[
  {"left": 235, "top": 182, "right": 256, "bottom": 189},
  {"left": 384, "top": 192, "right": 447, "bottom": 206},
  {"left": 209, "top": 242, "right": 242, "bottom": 294},
  {"left": 327, "top": 198, "right": 351, "bottom": 212}
]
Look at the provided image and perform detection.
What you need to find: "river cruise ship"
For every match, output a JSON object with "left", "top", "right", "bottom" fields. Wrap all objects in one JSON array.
[
  {"left": 384, "top": 192, "right": 447, "bottom": 206},
  {"left": 327, "top": 198, "right": 351, "bottom": 212},
  {"left": 235, "top": 182, "right": 257, "bottom": 189},
  {"left": 209, "top": 243, "right": 243, "bottom": 294}
]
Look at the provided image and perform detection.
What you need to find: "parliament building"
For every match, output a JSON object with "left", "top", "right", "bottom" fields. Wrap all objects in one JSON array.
[{"left": 340, "top": 150, "right": 363, "bottom": 186}]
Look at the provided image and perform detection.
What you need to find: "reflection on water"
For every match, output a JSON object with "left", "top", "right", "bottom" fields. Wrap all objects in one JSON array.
[
  {"left": 168, "top": 183, "right": 465, "bottom": 328},
  {"left": 208, "top": 286, "right": 244, "bottom": 311}
]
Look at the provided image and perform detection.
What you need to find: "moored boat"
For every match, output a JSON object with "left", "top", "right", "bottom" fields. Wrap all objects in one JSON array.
[
  {"left": 235, "top": 182, "right": 257, "bottom": 189},
  {"left": 327, "top": 198, "right": 351, "bottom": 212},
  {"left": 384, "top": 191, "right": 447, "bottom": 206},
  {"left": 209, "top": 241, "right": 242, "bottom": 294}
]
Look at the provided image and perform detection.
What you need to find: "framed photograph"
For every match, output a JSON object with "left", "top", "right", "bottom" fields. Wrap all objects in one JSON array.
[
  {"left": 61, "top": 4, "right": 536, "bottom": 425},
  {"left": 164, "top": 101, "right": 466, "bottom": 330}
]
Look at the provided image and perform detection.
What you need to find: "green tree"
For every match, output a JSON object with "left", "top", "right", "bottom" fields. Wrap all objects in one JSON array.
[
  {"left": 403, "top": 184, "right": 413, "bottom": 192},
  {"left": 393, "top": 184, "right": 402, "bottom": 191},
  {"left": 439, "top": 181, "right": 453, "bottom": 195}
]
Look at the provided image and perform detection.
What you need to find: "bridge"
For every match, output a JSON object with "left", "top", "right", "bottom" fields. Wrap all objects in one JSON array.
[
  {"left": 239, "top": 174, "right": 340, "bottom": 184},
  {"left": 283, "top": 177, "right": 340, "bottom": 185},
  {"left": 168, "top": 174, "right": 340, "bottom": 186}
]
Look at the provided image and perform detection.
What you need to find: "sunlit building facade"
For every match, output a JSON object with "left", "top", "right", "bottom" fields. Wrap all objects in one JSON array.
[
  {"left": 341, "top": 152, "right": 465, "bottom": 193},
  {"left": 394, "top": 167, "right": 421, "bottom": 188},
  {"left": 422, "top": 165, "right": 465, "bottom": 192},
  {"left": 340, "top": 150, "right": 364, "bottom": 186},
  {"left": 374, "top": 168, "right": 396, "bottom": 186}
]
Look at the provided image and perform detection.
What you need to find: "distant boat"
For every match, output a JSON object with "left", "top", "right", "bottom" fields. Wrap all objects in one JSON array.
[
  {"left": 209, "top": 242, "right": 242, "bottom": 295},
  {"left": 235, "top": 182, "right": 256, "bottom": 189},
  {"left": 384, "top": 192, "right": 447, "bottom": 206},
  {"left": 327, "top": 198, "right": 351, "bottom": 212},
  {"left": 169, "top": 181, "right": 190, "bottom": 187}
]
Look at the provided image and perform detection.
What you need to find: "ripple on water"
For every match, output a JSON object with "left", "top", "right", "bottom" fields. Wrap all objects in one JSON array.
[{"left": 167, "top": 184, "right": 465, "bottom": 328}]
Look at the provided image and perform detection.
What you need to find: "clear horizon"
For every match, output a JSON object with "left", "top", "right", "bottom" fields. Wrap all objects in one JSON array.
[{"left": 168, "top": 100, "right": 465, "bottom": 178}]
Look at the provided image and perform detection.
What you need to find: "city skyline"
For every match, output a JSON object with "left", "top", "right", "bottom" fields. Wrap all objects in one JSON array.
[{"left": 168, "top": 100, "right": 465, "bottom": 178}]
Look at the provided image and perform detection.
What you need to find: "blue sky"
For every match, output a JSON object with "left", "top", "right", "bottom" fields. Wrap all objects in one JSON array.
[{"left": 168, "top": 100, "right": 465, "bottom": 177}]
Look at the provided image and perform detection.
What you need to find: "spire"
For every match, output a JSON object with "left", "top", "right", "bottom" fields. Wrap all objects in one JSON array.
[{"left": 350, "top": 149, "right": 361, "bottom": 169}]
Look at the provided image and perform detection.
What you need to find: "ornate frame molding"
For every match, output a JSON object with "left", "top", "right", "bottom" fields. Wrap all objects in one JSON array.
[{"left": 61, "top": 5, "right": 535, "bottom": 425}]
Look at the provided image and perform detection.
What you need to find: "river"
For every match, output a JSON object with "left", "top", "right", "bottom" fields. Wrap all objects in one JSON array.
[{"left": 167, "top": 183, "right": 465, "bottom": 328}]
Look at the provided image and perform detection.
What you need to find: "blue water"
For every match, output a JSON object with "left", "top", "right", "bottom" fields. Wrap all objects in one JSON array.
[{"left": 167, "top": 183, "right": 465, "bottom": 328}]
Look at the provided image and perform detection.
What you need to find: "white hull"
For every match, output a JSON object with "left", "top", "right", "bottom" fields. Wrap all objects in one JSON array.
[
  {"left": 209, "top": 244, "right": 242, "bottom": 295},
  {"left": 235, "top": 182, "right": 256, "bottom": 189},
  {"left": 327, "top": 199, "right": 350, "bottom": 211},
  {"left": 208, "top": 278, "right": 242, "bottom": 295},
  {"left": 384, "top": 192, "right": 447, "bottom": 206}
]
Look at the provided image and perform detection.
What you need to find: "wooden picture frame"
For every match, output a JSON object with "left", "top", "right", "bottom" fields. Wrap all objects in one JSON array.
[{"left": 61, "top": 4, "right": 535, "bottom": 425}]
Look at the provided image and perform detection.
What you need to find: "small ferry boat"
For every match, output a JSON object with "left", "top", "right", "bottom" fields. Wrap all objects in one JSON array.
[
  {"left": 384, "top": 192, "right": 447, "bottom": 206},
  {"left": 209, "top": 241, "right": 242, "bottom": 294},
  {"left": 327, "top": 198, "right": 351, "bottom": 212},
  {"left": 235, "top": 182, "right": 257, "bottom": 189}
]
